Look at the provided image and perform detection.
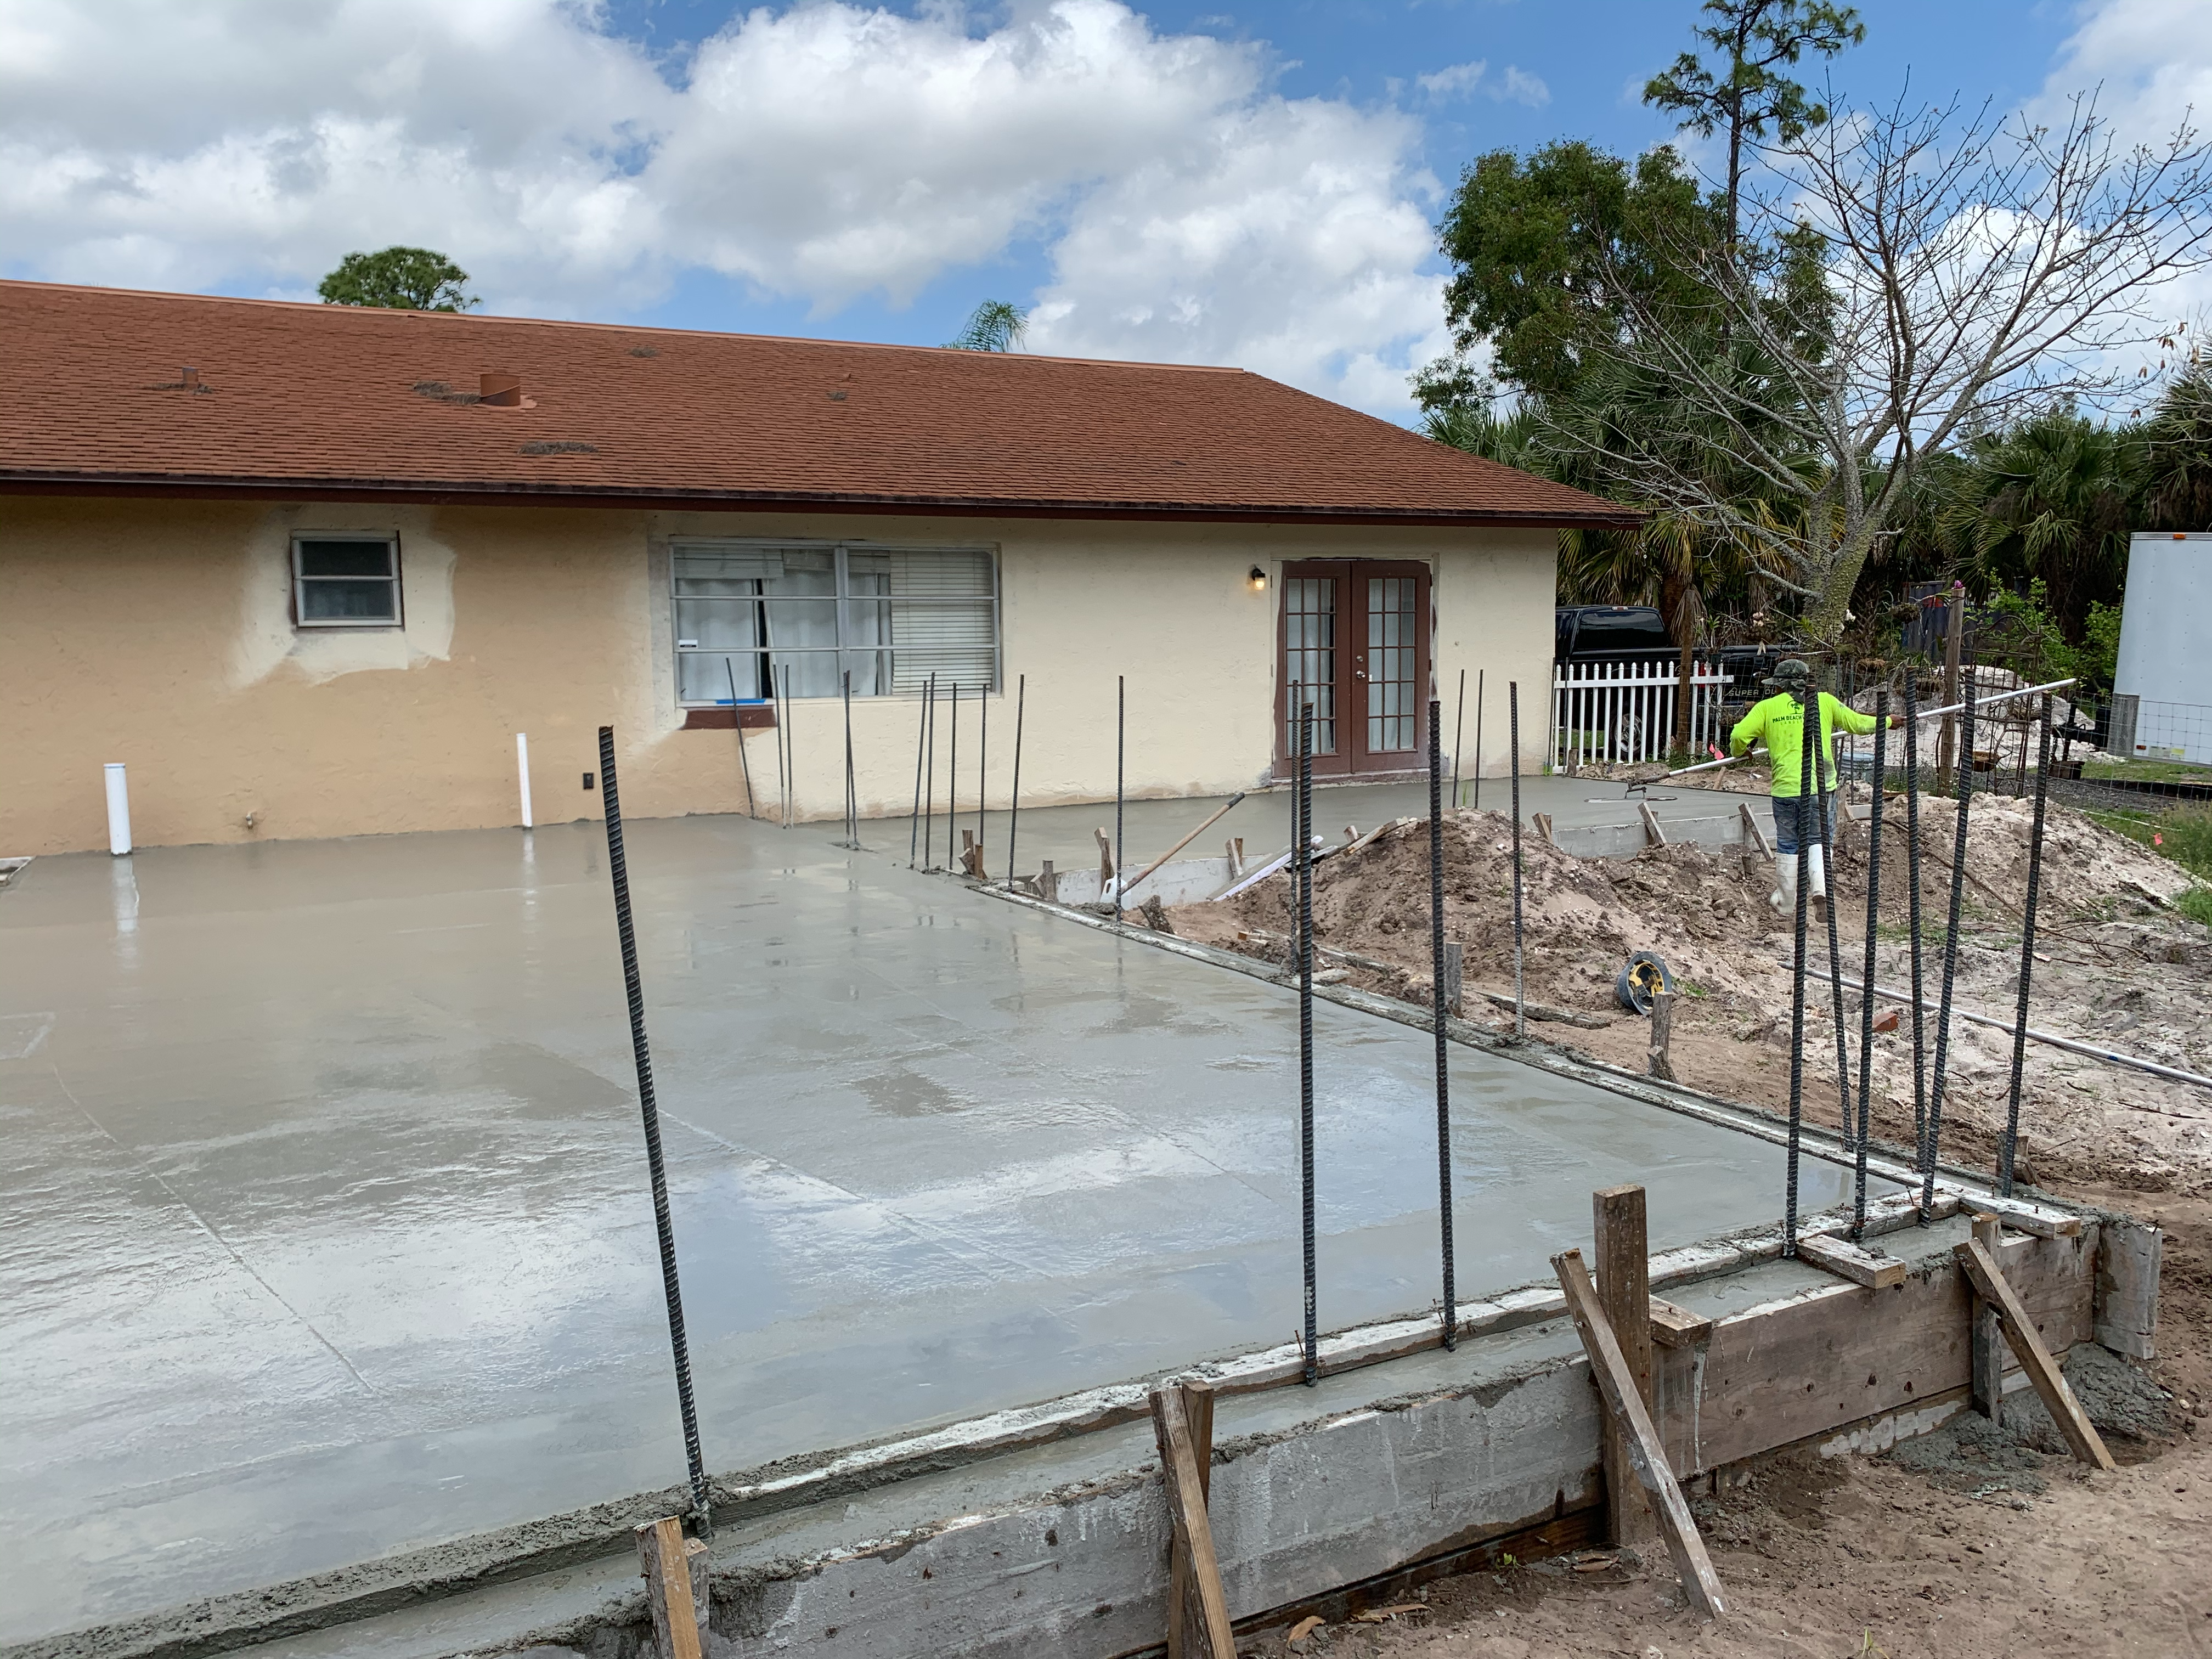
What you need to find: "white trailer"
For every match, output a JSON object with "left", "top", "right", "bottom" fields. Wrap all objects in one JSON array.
[{"left": 2115, "top": 531, "right": 2212, "bottom": 764}]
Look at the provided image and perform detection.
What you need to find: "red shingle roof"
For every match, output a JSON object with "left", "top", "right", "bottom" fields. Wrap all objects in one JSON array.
[{"left": 0, "top": 281, "right": 1636, "bottom": 526}]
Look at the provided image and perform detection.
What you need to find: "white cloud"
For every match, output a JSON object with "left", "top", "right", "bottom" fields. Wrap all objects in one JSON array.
[
  {"left": 0, "top": 0, "right": 1459, "bottom": 414},
  {"left": 1415, "top": 57, "right": 1548, "bottom": 106}
]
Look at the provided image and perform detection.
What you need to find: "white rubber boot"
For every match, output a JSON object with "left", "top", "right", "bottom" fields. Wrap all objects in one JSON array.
[
  {"left": 1770, "top": 852, "right": 1798, "bottom": 914},
  {"left": 1807, "top": 843, "right": 1828, "bottom": 899}
]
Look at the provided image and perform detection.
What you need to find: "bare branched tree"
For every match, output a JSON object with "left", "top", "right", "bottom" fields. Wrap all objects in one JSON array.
[{"left": 1552, "top": 91, "right": 2212, "bottom": 643}]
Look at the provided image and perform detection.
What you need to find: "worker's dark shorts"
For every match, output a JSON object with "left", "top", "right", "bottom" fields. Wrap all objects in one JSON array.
[{"left": 1770, "top": 791, "right": 1836, "bottom": 855}]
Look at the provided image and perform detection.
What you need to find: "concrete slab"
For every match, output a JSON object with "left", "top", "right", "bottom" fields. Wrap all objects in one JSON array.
[{"left": 1, "top": 814, "right": 1854, "bottom": 1643}]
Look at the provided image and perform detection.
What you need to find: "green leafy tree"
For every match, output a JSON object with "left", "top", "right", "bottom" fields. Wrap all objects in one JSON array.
[
  {"left": 945, "top": 300, "right": 1028, "bottom": 352},
  {"left": 1433, "top": 142, "right": 1718, "bottom": 404},
  {"left": 2141, "top": 344, "right": 2212, "bottom": 530},
  {"left": 1937, "top": 409, "right": 2141, "bottom": 639},
  {"left": 318, "top": 247, "right": 478, "bottom": 312},
  {"left": 1643, "top": 0, "right": 1866, "bottom": 245}
]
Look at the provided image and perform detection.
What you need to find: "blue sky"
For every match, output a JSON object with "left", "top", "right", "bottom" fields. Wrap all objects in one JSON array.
[
  {"left": 2, "top": 0, "right": 2185, "bottom": 417},
  {"left": 588, "top": 0, "right": 2088, "bottom": 349}
]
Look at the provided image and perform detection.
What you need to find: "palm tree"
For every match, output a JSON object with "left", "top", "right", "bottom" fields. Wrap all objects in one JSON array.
[
  {"left": 1935, "top": 409, "right": 2140, "bottom": 638},
  {"left": 945, "top": 300, "right": 1028, "bottom": 353},
  {"left": 2141, "top": 347, "right": 2212, "bottom": 531}
]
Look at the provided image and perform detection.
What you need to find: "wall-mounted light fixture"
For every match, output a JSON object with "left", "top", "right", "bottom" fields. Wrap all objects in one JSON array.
[{"left": 1249, "top": 565, "right": 1268, "bottom": 592}]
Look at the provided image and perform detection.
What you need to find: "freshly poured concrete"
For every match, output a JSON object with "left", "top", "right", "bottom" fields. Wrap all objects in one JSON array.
[{"left": 1, "top": 814, "right": 1857, "bottom": 1642}]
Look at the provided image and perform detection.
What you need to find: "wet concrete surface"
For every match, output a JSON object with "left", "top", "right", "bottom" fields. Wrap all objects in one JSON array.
[{"left": 1, "top": 814, "right": 1857, "bottom": 1641}]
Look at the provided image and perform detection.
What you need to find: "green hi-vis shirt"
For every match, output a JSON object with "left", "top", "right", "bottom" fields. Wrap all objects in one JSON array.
[{"left": 1729, "top": 691, "right": 1881, "bottom": 798}]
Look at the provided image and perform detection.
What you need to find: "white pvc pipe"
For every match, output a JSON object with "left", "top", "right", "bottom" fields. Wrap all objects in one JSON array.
[
  {"left": 516, "top": 733, "right": 534, "bottom": 829},
  {"left": 103, "top": 763, "right": 132, "bottom": 856}
]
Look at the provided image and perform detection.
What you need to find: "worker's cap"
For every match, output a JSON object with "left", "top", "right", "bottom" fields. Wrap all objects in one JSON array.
[{"left": 1765, "top": 658, "right": 1812, "bottom": 687}]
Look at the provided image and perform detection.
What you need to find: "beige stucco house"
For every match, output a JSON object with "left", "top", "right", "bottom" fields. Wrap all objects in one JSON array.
[{"left": 0, "top": 281, "right": 1634, "bottom": 856}]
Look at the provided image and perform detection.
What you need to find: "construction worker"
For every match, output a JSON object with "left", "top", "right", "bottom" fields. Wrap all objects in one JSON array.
[{"left": 1729, "top": 659, "right": 1899, "bottom": 915}]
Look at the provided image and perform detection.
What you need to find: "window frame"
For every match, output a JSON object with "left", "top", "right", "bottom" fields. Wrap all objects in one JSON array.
[
  {"left": 668, "top": 537, "right": 1001, "bottom": 706},
  {"left": 292, "top": 533, "right": 404, "bottom": 630}
]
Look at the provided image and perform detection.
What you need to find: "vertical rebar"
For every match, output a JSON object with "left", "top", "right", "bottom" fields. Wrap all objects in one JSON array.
[
  {"left": 1427, "top": 698, "right": 1455, "bottom": 1348},
  {"left": 729, "top": 658, "right": 757, "bottom": 821},
  {"left": 1784, "top": 686, "right": 1815, "bottom": 1256},
  {"left": 1297, "top": 696, "right": 1317, "bottom": 1385},
  {"left": 841, "top": 669, "right": 856, "bottom": 847},
  {"left": 977, "top": 675, "right": 989, "bottom": 873},
  {"left": 1921, "top": 663, "right": 1977, "bottom": 1220},
  {"left": 1904, "top": 676, "right": 1929, "bottom": 1158},
  {"left": 922, "top": 674, "right": 938, "bottom": 871},
  {"left": 908, "top": 671, "right": 929, "bottom": 867},
  {"left": 1114, "top": 675, "right": 1126, "bottom": 926},
  {"left": 1508, "top": 681, "right": 1525, "bottom": 1039},
  {"left": 1451, "top": 670, "right": 1466, "bottom": 814},
  {"left": 1851, "top": 691, "right": 1887, "bottom": 1239},
  {"left": 1472, "top": 669, "right": 1485, "bottom": 812},
  {"left": 1006, "top": 674, "right": 1026, "bottom": 887},
  {"left": 1999, "top": 695, "right": 2055, "bottom": 1196},
  {"left": 948, "top": 682, "right": 960, "bottom": 871},
  {"left": 1816, "top": 684, "right": 1853, "bottom": 1153},
  {"left": 595, "top": 726, "right": 712, "bottom": 1539}
]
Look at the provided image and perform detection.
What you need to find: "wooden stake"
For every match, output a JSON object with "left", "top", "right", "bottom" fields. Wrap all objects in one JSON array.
[
  {"left": 1647, "top": 991, "right": 1677, "bottom": 1084},
  {"left": 1532, "top": 811, "right": 1555, "bottom": 845},
  {"left": 1152, "top": 1382, "right": 1235, "bottom": 1658},
  {"left": 1970, "top": 1213, "right": 2005, "bottom": 1425},
  {"left": 1163, "top": 1380, "right": 1217, "bottom": 1658},
  {"left": 635, "top": 1517, "right": 706, "bottom": 1659},
  {"left": 1553, "top": 1248, "right": 1725, "bottom": 1617},
  {"left": 1591, "top": 1188, "right": 1657, "bottom": 1554},
  {"left": 1096, "top": 827, "right": 1116, "bottom": 887},
  {"left": 1638, "top": 801, "right": 1667, "bottom": 848},
  {"left": 1038, "top": 860, "right": 1058, "bottom": 904},
  {"left": 1954, "top": 1237, "right": 2115, "bottom": 1470},
  {"left": 1738, "top": 801, "right": 1771, "bottom": 858},
  {"left": 1442, "top": 941, "right": 1464, "bottom": 1019}
]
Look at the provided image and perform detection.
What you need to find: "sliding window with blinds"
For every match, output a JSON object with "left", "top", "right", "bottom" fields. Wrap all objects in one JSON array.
[{"left": 672, "top": 542, "right": 998, "bottom": 703}]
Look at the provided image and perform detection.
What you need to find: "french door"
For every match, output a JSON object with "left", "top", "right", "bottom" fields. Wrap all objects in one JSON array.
[{"left": 1276, "top": 560, "right": 1431, "bottom": 778}]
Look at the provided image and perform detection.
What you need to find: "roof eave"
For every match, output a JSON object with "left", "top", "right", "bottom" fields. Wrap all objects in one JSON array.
[{"left": 0, "top": 470, "right": 1645, "bottom": 529}]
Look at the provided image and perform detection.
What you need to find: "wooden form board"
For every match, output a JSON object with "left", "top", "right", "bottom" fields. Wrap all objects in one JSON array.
[
  {"left": 1956, "top": 1237, "right": 2117, "bottom": 1470},
  {"left": 1795, "top": 1231, "right": 1906, "bottom": 1289},
  {"left": 1152, "top": 1381, "right": 1235, "bottom": 1659},
  {"left": 1553, "top": 1249, "right": 1726, "bottom": 1618},
  {"left": 1651, "top": 1222, "right": 2097, "bottom": 1476}
]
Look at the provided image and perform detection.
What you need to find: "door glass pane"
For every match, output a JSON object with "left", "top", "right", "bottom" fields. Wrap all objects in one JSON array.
[
  {"left": 1367, "top": 576, "right": 1417, "bottom": 753},
  {"left": 1284, "top": 577, "right": 1337, "bottom": 755}
]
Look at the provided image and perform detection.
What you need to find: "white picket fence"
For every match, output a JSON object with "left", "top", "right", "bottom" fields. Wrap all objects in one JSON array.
[{"left": 1551, "top": 656, "right": 1734, "bottom": 769}]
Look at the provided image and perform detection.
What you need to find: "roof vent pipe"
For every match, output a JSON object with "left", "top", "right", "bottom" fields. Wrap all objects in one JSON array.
[
  {"left": 180, "top": 367, "right": 201, "bottom": 390},
  {"left": 479, "top": 374, "right": 523, "bottom": 407}
]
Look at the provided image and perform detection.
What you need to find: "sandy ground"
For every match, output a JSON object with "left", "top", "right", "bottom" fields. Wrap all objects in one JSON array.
[{"left": 1161, "top": 791, "right": 2212, "bottom": 1657}]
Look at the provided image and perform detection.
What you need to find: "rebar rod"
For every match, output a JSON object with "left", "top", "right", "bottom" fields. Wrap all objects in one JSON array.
[
  {"left": 922, "top": 674, "right": 937, "bottom": 871},
  {"left": 840, "top": 669, "right": 856, "bottom": 847},
  {"left": 1451, "top": 670, "right": 1466, "bottom": 816},
  {"left": 1999, "top": 696, "right": 2055, "bottom": 1195},
  {"left": 1114, "top": 675, "right": 1126, "bottom": 926},
  {"left": 948, "top": 681, "right": 960, "bottom": 872},
  {"left": 1472, "top": 669, "right": 1486, "bottom": 811},
  {"left": 1851, "top": 691, "right": 1887, "bottom": 1239},
  {"left": 908, "top": 671, "right": 928, "bottom": 867},
  {"left": 1921, "top": 664, "right": 1977, "bottom": 1220},
  {"left": 1427, "top": 698, "right": 1455, "bottom": 1348},
  {"left": 595, "top": 726, "right": 712, "bottom": 1539},
  {"left": 729, "top": 658, "right": 757, "bottom": 821},
  {"left": 1006, "top": 673, "right": 1026, "bottom": 887},
  {"left": 1816, "top": 689, "right": 1853, "bottom": 1155},
  {"left": 1508, "top": 681, "right": 1525, "bottom": 1040},
  {"left": 977, "top": 675, "right": 989, "bottom": 874},
  {"left": 1297, "top": 697, "right": 1317, "bottom": 1386},
  {"left": 1784, "top": 687, "right": 1815, "bottom": 1256},
  {"left": 1904, "top": 676, "right": 1929, "bottom": 1155}
]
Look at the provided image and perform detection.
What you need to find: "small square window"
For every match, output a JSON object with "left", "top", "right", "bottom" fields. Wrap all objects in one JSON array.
[{"left": 294, "top": 537, "right": 402, "bottom": 628}]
